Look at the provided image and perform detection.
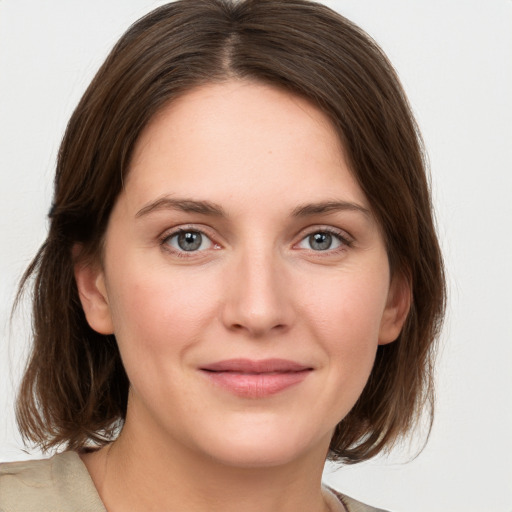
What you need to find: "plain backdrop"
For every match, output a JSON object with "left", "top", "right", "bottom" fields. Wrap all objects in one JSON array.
[{"left": 1, "top": 1, "right": 511, "bottom": 511}]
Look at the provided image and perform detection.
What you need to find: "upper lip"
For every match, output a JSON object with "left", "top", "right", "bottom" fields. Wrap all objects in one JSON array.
[{"left": 200, "top": 358, "right": 312, "bottom": 373}]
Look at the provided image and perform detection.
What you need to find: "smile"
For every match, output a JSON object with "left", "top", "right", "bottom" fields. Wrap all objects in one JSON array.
[{"left": 199, "top": 358, "right": 313, "bottom": 398}]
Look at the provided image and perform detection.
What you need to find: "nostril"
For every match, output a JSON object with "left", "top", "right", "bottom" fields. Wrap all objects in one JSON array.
[{"left": 228, "top": 321, "right": 287, "bottom": 335}]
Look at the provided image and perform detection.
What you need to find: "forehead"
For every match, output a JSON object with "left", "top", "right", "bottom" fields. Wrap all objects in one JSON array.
[{"left": 124, "top": 79, "right": 368, "bottom": 213}]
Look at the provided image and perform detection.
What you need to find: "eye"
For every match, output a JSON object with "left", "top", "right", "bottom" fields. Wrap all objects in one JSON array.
[
  {"left": 296, "top": 230, "right": 349, "bottom": 251},
  {"left": 164, "top": 229, "right": 214, "bottom": 252}
]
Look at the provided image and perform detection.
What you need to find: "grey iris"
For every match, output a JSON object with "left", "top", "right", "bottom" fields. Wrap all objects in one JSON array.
[
  {"left": 177, "top": 231, "right": 202, "bottom": 251},
  {"left": 309, "top": 232, "right": 332, "bottom": 250}
]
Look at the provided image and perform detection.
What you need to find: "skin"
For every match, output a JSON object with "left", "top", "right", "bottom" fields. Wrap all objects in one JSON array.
[{"left": 75, "top": 79, "right": 410, "bottom": 512}]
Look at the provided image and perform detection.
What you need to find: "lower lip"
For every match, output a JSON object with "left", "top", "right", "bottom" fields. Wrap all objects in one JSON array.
[{"left": 201, "top": 370, "right": 311, "bottom": 398}]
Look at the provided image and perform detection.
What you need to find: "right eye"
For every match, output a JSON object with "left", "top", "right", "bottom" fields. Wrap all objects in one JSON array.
[{"left": 163, "top": 229, "right": 215, "bottom": 253}]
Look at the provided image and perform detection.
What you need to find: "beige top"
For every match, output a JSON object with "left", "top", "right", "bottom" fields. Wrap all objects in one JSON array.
[{"left": 0, "top": 452, "right": 388, "bottom": 512}]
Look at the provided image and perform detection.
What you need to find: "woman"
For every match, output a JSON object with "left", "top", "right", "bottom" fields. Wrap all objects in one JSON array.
[{"left": 0, "top": 1, "right": 445, "bottom": 511}]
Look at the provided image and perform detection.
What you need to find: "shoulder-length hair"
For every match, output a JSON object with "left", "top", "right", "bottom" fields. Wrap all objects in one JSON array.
[{"left": 16, "top": 0, "right": 445, "bottom": 463}]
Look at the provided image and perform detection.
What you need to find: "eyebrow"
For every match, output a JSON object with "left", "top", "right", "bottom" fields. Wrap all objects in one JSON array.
[
  {"left": 291, "top": 200, "right": 371, "bottom": 218},
  {"left": 135, "top": 196, "right": 370, "bottom": 220},
  {"left": 135, "top": 197, "right": 226, "bottom": 218}
]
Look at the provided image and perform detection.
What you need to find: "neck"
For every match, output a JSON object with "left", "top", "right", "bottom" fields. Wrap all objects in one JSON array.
[{"left": 82, "top": 408, "right": 332, "bottom": 512}]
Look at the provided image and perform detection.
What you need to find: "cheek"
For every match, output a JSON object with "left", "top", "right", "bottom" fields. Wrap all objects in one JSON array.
[
  {"left": 302, "top": 266, "right": 388, "bottom": 337},
  {"left": 105, "top": 258, "right": 220, "bottom": 357},
  {"left": 298, "top": 266, "right": 389, "bottom": 376},
  {"left": 104, "top": 262, "right": 223, "bottom": 409}
]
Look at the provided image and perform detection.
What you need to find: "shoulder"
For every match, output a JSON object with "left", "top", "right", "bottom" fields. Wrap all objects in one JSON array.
[
  {"left": 0, "top": 451, "right": 106, "bottom": 512},
  {"left": 323, "top": 485, "right": 392, "bottom": 512}
]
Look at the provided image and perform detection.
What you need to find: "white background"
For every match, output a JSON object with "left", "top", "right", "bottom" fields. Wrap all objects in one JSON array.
[{"left": 1, "top": 1, "right": 511, "bottom": 511}]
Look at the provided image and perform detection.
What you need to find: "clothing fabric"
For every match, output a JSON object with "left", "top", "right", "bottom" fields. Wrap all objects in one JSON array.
[
  {"left": 0, "top": 451, "right": 107, "bottom": 512},
  {"left": 0, "top": 451, "right": 388, "bottom": 512}
]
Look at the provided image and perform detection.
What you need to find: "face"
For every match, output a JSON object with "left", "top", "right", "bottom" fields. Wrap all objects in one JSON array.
[{"left": 77, "top": 80, "right": 408, "bottom": 468}]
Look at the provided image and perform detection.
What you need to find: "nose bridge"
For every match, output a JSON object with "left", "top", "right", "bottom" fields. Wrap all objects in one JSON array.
[{"left": 222, "top": 241, "right": 291, "bottom": 337}]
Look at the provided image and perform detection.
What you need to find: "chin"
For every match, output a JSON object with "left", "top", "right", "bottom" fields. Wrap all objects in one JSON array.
[
  {"left": 209, "top": 443, "right": 304, "bottom": 469},
  {"left": 195, "top": 423, "right": 329, "bottom": 470}
]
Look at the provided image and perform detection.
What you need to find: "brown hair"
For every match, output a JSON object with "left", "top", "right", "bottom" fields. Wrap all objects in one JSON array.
[{"left": 15, "top": 0, "right": 445, "bottom": 463}]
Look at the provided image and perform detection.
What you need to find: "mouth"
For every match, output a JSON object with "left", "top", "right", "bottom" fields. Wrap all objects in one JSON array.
[{"left": 199, "top": 358, "right": 313, "bottom": 398}]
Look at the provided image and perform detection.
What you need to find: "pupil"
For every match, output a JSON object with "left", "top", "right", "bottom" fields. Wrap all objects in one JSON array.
[
  {"left": 178, "top": 231, "right": 202, "bottom": 251},
  {"left": 310, "top": 232, "right": 332, "bottom": 251}
]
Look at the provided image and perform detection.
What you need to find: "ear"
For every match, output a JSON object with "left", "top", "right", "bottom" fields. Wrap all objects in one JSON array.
[
  {"left": 73, "top": 244, "right": 114, "bottom": 335},
  {"left": 378, "top": 273, "right": 411, "bottom": 345}
]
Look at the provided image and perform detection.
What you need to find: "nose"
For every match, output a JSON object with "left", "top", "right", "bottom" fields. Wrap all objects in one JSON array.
[{"left": 220, "top": 248, "right": 294, "bottom": 338}]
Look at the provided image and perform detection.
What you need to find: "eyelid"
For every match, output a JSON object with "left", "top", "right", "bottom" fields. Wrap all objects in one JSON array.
[
  {"left": 293, "top": 225, "right": 355, "bottom": 251},
  {"left": 159, "top": 225, "right": 222, "bottom": 256},
  {"left": 157, "top": 223, "right": 354, "bottom": 258}
]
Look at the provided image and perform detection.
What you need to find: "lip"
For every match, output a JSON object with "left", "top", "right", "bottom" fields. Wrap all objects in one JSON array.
[{"left": 199, "top": 358, "right": 313, "bottom": 398}]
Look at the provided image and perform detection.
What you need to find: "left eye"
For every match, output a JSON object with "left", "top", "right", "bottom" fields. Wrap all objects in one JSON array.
[
  {"left": 164, "top": 230, "right": 213, "bottom": 252},
  {"left": 297, "top": 231, "right": 344, "bottom": 251}
]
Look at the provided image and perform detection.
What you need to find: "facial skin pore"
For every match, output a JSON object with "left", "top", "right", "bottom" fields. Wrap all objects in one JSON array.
[{"left": 75, "top": 80, "right": 410, "bottom": 512}]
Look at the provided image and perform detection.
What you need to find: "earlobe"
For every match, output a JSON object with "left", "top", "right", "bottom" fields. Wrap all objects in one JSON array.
[
  {"left": 73, "top": 245, "right": 114, "bottom": 335},
  {"left": 378, "top": 273, "right": 411, "bottom": 345}
]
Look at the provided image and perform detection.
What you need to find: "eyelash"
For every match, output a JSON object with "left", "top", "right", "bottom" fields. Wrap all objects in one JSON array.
[
  {"left": 159, "top": 226, "right": 354, "bottom": 258},
  {"left": 159, "top": 226, "right": 219, "bottom": 258},
  {"left": 297, "top": 227, "right": 354, "bottom": 253}
]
